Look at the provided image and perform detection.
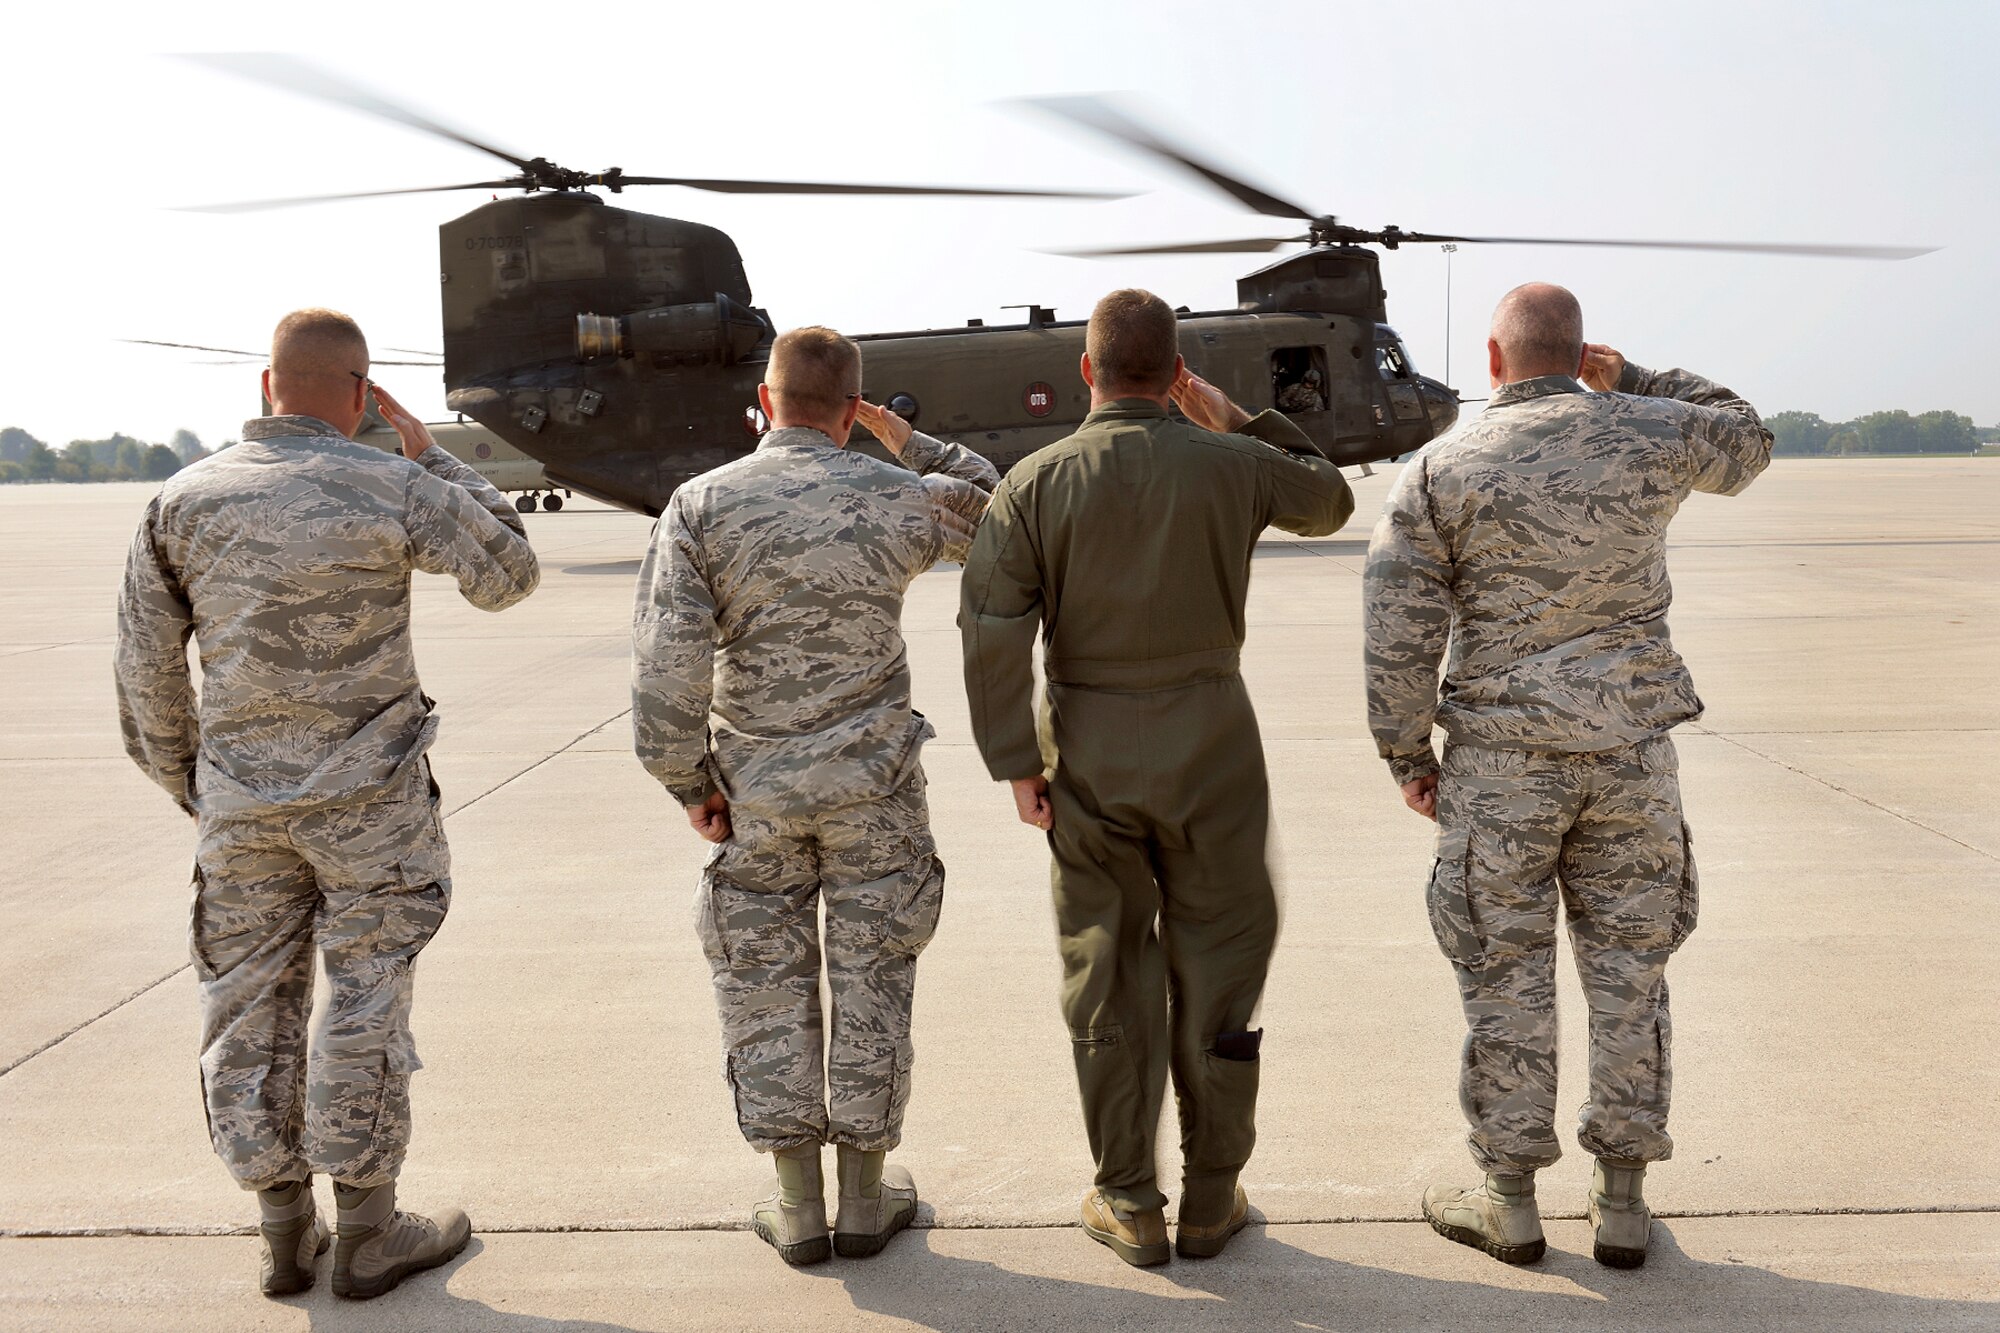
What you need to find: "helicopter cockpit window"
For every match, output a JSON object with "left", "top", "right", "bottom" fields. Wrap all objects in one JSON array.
[
  {"left": 1376, "top": 344, "right": 1412, "bottom": 380},
  {"left": 1271, "top": 346, "right": 1328, "bottom": 415}
]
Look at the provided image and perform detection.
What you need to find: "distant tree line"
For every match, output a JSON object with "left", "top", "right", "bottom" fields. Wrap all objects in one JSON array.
[
  {"left": 0, "top": 427, "right": 227, "bottom": 484},
  {"left": 1767, "top": 409, "right": 1986, "bottom": 457}
]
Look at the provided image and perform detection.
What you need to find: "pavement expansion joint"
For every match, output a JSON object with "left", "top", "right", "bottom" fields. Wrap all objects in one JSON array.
[
  {"left": 0, "top": 963, "right": 189, "bottom": 1079},
  {"left": 444, "top": 707, "right": 633, "bottom": 817},
  {"left": 11, "top": 1205, "right": 1999, "bottom": 1240},
  {"left": 1708, "top": 731, "right": 1998, "bottom": 863}
]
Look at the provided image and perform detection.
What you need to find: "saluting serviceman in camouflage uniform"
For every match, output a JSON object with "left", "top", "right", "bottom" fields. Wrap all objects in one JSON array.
[
  {"left": 1363, "top": 283, "right": 1771, "bottom": 1269},
  {"left": 114, "top": 309, "right": 539, "bottom": 1299},
  {"left": 960, "top": 289, "right": 1353, "bottom": 1267},
  {"left": 633, "top": 326, "right": 997, "bottom": 1266}
]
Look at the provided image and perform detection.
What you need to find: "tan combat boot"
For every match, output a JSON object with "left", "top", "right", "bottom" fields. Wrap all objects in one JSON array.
[
  {"left": 256, "top": 1178, "right": 329, "bottom": 1297},
  {"left": 330, "top": 1181, "right": 471, "bottom": 1300},
  {"left": 832, "top": 1146, "right": 918, "bottom": 1258},
  {"left": 1422, "top": 1171, "right": 1547, "bottom": 1265},
  {"left": 1176, "top": 1175, "right": 1252, "bottom": 1259},
  {"left": 1588, "top": 1158, "right": 1652, "bottom": 1268},
  {"left": 1081, "top": 1188, "right": 1171, "bottom": 1267},
  {"left": 751, "top": 1144, "right": 831, "bottom": 1266}
]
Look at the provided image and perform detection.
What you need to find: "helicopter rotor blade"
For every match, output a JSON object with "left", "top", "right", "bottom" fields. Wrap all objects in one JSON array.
[
  {"left": 178, "top": 53, "right": 538, "bottom": 174},
  {"left": 1016, "top": 96, "right": 1316, "bottom": 221},
  {"left": 1045, "top": 236, "right": 1307, "bottom": 257},
  {"left": 120, "top": 339, "right": 438, "bottom": 366},
  {"left": 1416, "top": 232, "right": 1936, "bottom": 261},
  {"left": 615, "top": 176, "right": 1125, "bottom": 199},
  {"left": 178, "top": 181, "right": 524, "bottom": 214}
]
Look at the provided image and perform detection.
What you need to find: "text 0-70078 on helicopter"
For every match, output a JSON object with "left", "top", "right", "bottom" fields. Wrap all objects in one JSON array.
[{"left": 182, "top": 56, "right": 1934, "bottom": 518}]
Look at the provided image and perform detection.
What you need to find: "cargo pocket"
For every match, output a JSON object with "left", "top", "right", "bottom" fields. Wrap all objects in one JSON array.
[
  {"left": 693, "top": 864, "right": 731, "bottom": 968},
  {"left": 187, "top": 864, "right": 217, "bottom": 983},
  {"left": 883, "top": 852, "right": 945, "bottom": 960},
  {"left": 1668, "top": 821, "right": 1699, "bottom": 951},
  {"left": 1425, "top": 832, "right": 1485, "bottom": 967}
]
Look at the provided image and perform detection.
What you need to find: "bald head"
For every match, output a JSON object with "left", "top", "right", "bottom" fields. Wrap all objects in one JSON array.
[
  {"left": 265, "top": 308, "right": 372, "bottom": 437},
  {"left": 1488, "top": 283, "right": 1584, "bottom": 385}
]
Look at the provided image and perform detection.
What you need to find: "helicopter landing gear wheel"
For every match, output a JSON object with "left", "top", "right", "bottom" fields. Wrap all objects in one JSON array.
[
  {"left": 516, "top": 494, "right": 538, "bottom": 513},
  {"left": 542, "top": 493, "right": 564, "bottom": 512}
]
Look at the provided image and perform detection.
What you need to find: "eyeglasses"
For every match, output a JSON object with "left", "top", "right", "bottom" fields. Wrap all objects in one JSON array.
[{"left": 351, "top": 370, "right": 375, "bottom": 389}]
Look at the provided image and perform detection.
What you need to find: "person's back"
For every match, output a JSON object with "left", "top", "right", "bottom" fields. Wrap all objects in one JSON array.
[
  {"left": 995, "top": 408, "right": 1344, "bottom": 691},
  {"left": 960, "top": 288, "right": 1353, "bottom": 1270},
  {"left": 129, "top": 423, "right": 535, "bottom": 813},
  {"left": 114, "top": 309, "right": 538, "bottom": 1303},
  {"left": 633, "top": 326, "right": 996, "bottom": 1269},
  {"left": 1363, "top": 283, "right": 1771, "bottom": 1273}
]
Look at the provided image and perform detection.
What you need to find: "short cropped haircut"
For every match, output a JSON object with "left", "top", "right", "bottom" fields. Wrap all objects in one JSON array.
[
  {"left": 270, "top": 308, "right": 369, "bottom": 384},
  {"left": 766, "top": 326, "right": 862, "bottom": 418},
  {"left": 1489, "top": 283, "right": 1583, "bottom": 377},
  {"left": 1086, "top": 288, "right": 1179, "bottom": 394}
]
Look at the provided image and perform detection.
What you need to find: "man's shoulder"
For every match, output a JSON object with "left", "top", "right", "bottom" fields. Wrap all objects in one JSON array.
[
  {"left": 680, "top": 443, "right": 920, "bottom": 515},
  {"left": 157, "top": 437, "right": 417, "bottom": 522}
]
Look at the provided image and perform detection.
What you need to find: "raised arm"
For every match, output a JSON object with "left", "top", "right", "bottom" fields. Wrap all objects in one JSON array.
[
  {"left": 1363, "top": 456, "right": 1455, "bottom": 794},
  {"left": 631, "top": 494, "right": 720, "bottom": 806},
  {"left": 1590, "top": 346, "right": 1773, "bottom": 497},
  {"left": 958, "top": 480, "right": 1045, "bottom": 783},
  {"left": 405, "top": 465, "right": 541, "bottom": 611},
  {"left": 1239, "top": 410, "right": 1355, "bottom": 537},
  {"left": 857, "top": 399, "right": 1001, "bottom": 492},
  {"left": 113, "top": 499, "right": 198, "bottom": 813}
]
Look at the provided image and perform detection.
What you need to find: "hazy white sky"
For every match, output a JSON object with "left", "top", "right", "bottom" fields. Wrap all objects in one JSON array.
[{"left": 2, "top": 0, "right": 1992, "bottom": 451}]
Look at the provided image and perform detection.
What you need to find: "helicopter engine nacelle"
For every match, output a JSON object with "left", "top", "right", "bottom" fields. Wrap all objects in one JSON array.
[{"left": 576, "top": 294, "right": 767, "bottom": 368}]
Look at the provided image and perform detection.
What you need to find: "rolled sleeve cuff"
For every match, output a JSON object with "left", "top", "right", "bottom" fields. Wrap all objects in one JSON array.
[
  {"left": 1386, "top": 749, "right": 1440, "bottom": 786},
  {"left": 667, "top": 775, "right": 717, "bottom": 807}
]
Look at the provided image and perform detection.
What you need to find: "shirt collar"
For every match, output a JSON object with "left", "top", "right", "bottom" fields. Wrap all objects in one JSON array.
[
  {"left": 241, "top": 414, "right": 351, "bottom": 443},
  {"left": 1488, "top": 375, "right": 1586, "bottom": 408},
  {"left": 756, "top": 425, "right": 843, "bottom": 454},
  {"left": 1083, "top": 397, "right": 1170, "bottom": 423}
]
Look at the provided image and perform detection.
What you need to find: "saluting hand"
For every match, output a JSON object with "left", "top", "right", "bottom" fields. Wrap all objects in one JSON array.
[
  {"left": 370, "top": 383, "right": 437, "bottom": 461},
  {"left": 1170, "top": 369, "right": 1252, "bottom": 434},
  {"left": 854, "top": 398, "right": 914, "bottom": 458},
  {"left": 687, "top": 790, "right": 732, "bottom": 843},
  {"left": 1580, "top": 344, "right": 1627, "bottom": 393}
]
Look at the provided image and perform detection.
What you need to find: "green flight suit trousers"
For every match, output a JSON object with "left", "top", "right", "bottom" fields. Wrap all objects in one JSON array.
[{"left": 1045, "top": 674, "right": 1277, "bottom": 1215}]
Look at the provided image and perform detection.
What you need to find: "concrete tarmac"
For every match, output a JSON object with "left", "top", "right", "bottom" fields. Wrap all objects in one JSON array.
[{"left": 1, "top": 459, "right": 1995, "bottom": 1330}]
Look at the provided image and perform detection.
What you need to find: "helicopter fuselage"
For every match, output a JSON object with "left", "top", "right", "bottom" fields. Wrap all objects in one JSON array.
[{"left": 440, "top": 193, "right": 1458, "bottom": 515}]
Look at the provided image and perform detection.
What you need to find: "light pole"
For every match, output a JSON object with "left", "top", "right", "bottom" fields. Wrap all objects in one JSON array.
[{"left": 1441, "top": 244, "right": 1458, "bottom": 385}]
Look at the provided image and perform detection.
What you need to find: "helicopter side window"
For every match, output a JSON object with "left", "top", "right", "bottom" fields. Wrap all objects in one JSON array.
[
  {"left": 1376, "top": 344, "right": 1412, "bottom": 380},
  {"left": 1271, "top": 346, "right": 1328, "bottom": 415}
]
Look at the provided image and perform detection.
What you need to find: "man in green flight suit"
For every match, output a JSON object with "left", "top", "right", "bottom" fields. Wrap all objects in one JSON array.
[{"left": 959, "top": 288, "right": 1354, "bottom": 1266}]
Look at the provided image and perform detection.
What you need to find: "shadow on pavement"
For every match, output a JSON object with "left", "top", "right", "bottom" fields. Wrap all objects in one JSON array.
[
  {"left": 562, "top": 560, "right": 644, "bottom": 576},
  {"left": 301, "top": 1238, "right": 646, "bottom": 1333},
  {"left": 835, "top": 1223, "right": 1998, "bottom": 1333}
]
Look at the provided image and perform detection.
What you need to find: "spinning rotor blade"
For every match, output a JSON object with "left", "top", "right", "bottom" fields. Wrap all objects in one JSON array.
[
  {"left": 179, "top": 53, "right": 538, "bottom": 173},
  {"left": 1047, "top": 236, "right": 1307, "bottom": 257},
  {"left": 1439, "top": 234, "right": 1936, "bottom": 261},
  {"left": 1018, "top": 96, "right": 1314, "bottom": 221},
  {"left": 179, "top": 181, "right": 523, "bottom": 214},
  {"left": 121, "top": 339, "right": 439, "bottom": 366},
  {"left": 615, "top": 176, "right": 1123, "bottom": 199}
]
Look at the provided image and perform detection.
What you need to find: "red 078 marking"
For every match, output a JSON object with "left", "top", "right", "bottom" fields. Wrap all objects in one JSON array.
[{"left": 1024, "top": 381, "right": 1055, "bottom": 417}]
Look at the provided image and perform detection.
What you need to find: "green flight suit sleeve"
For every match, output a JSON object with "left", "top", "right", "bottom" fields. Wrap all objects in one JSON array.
[
  {"left": 1363, "top": 454, "right": 1454, "bottom": 785},
  {"left": 631, "top": 491, "right": 720, "bottom": 806},
  {"left": 405, "top": 449, "right": 541, "bottom": 611},
  {"left": 959, "top": 478, "right": 1046, "bottom": 782},
  {"left": 1618, "top": 361, "right": 1773, "bottom": 497},
  {"left": 113, "top": 497, "right": 198, "bottom": 814},
  {"left": 1237, "top": 409, "right": 1356, "bottom": 536}
]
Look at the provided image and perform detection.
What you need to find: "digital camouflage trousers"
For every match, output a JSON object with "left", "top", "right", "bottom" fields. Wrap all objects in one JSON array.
[
  {"left": 694, "top": 769, "right": 945, "bottom": 1154},
  {"left": 1427, "top": 734, "right": 1698, "bottom": 1175},
  {"left": 190, "top": 789, "right": 450, "bottom": 1190}
]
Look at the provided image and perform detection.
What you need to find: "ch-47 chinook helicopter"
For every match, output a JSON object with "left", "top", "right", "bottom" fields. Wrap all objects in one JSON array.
[{"left": 188, "top": 58, "right": 1933, "bottom": 518}]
